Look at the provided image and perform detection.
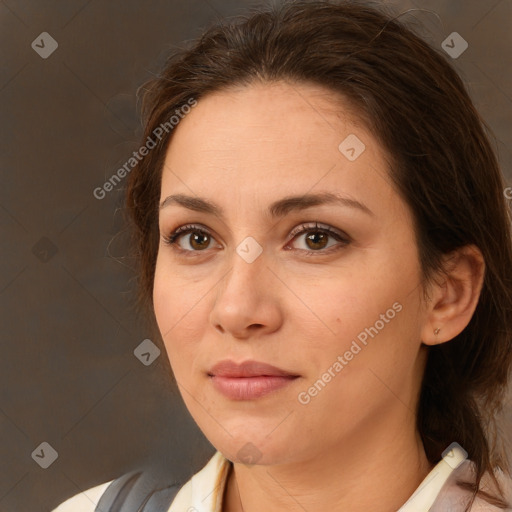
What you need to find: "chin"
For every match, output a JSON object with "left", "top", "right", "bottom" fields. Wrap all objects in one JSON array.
[{"left": 208, "top": 429, "right": 303, "bottom": 466}]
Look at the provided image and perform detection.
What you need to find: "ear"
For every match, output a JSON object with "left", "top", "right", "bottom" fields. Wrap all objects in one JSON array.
[{"left": 421, "top": 244, "right": 485, "bottom": 346}]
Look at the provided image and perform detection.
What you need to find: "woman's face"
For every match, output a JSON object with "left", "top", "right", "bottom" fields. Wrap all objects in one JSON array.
[{"left": 153, "top": 81, "right": 430, "bottom": 465}]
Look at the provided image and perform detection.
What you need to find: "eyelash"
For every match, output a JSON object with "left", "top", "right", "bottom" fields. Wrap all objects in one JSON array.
[{"left": 161, "top": 222, "right": 351, "bottom": 257}]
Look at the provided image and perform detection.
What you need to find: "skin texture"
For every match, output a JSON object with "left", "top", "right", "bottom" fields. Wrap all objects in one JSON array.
[{"left": 153, "top": 81, "right": 485, "bottom": 512}]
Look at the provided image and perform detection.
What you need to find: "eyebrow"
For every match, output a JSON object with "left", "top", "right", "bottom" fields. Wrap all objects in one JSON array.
[{"left": 159, "top": 191, "right": 374, "bottom": 219}]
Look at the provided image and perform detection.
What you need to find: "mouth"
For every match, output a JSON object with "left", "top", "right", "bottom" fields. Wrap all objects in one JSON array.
[{"left": 207, "top": 359, "right": 300, "bottom": 400}]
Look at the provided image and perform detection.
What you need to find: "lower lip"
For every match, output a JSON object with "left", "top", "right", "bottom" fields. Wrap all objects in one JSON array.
[{"left": 209, "top": 375, "right": 298, "bottom": 400}]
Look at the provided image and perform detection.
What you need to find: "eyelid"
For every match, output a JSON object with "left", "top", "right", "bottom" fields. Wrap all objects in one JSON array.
[
  {"left": 162, "top": 223, "right": 217, "bottom": 247},
  {"left": 287, "top": 221, "right": 349, "bottom": 242}
]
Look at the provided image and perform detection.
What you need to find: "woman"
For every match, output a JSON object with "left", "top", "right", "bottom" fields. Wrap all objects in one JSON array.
[{"left": 53, "top": 1, "right": 512, "bottom": 510}]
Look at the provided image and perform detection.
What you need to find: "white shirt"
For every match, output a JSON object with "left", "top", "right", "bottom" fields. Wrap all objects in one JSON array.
[{"left": 52, "top": 445, "right": 511, "bottom": 511}]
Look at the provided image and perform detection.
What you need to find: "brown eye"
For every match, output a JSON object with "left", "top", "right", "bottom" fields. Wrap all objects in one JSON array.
[
  {"left": 187, "top": 231, "right": 211, "bottom": 250},
  {"left": 288, "top": 223, "right": 350, "bottom": 254},
  {"left": 304, "top": 231, "right": 330, "bottom": 250},
  {"left": 162, "top": 224, "right": 217, "bottom": 252}
]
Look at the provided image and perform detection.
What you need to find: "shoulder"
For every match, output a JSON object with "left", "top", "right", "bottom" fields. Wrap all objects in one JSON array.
[
  {"left": 51, "top": 480, "right": 114, "bottom": 512},
  {"left": 51, "top": 468, "right": 181, "bottom": 512},
  {"left": 51, "top": 452, "right": 229, "bottom": 512}
]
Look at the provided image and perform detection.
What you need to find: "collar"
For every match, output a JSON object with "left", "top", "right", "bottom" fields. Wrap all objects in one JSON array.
[{"left": 169, "top": 444, "right": 467, "bottom": 512}]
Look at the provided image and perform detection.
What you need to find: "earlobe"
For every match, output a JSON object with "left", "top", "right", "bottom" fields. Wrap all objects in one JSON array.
[
  {"left": 422, "top": 326, "right": 443, "bottom": 346},
  {"left": 421, "top": 245, "right": 485, "bottom": 346}
]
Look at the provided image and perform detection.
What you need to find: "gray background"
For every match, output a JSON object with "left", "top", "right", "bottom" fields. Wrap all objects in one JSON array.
[{"left": 1, "top": 0, "right": 511, "bottom": 510}]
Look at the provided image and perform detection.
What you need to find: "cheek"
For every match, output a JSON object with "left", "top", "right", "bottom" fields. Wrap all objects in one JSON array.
[
  {"left": 152, "top": 264, "right": 173, "bottom": 334},
  {"left": 290, "top": 270, "right": 391, "bottom": 344},
  {"left": 292, "top": 261, "right": 420, "bottom": 377},
  {"left": 153, "top": 257, "right": 195, "bottom": 331},
  {"left": 153, "top": 263, "right": 187, "bottom": 359},
  {"left": 152, "top": 261, "right": 208, "bottom": 371}
]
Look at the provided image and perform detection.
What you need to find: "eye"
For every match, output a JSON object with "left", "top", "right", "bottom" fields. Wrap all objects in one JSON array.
[
  {"left": 162, "top": 221, "right": 351, "bottom": 258},
  {"left": 286, "top": 222, "right": 350, "bottom": 255},
  {"left": 162, "top": 224, "right": 218, "bottom": 253}
]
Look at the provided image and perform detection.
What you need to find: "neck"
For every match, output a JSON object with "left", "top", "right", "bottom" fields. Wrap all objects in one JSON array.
[{"left": 223, "top": 410, "right": 433, "bottom": 512}]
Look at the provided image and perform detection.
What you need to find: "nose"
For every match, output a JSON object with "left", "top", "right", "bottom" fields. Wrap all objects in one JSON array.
[{"left": 208, "top": 247, "right": 284, "bottom": 340}]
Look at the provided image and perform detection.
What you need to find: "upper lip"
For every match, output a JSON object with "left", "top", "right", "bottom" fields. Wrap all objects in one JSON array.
[{"left": 208, "top": 359, "right": 299, "bottom": 378}]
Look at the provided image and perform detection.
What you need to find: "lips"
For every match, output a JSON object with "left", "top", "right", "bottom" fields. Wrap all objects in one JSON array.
[
  {"left": 208, "top": 359, "right": 299, "bottom": 378},
  {"left": 207, "top": 360, "right": 300, "bottom": 400}
]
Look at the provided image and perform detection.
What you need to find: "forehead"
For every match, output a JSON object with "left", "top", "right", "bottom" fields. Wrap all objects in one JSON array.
[
  {"left": 159, "top": 81, "right": 396, "bottom": 217},
  {"left": 166, "top": 80, "right": 367, "bottom": 152}
]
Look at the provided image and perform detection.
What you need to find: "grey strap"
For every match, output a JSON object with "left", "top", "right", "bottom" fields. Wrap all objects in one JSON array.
[
  {"left": 95, "top": 471, "right": 142, "bottom": 512},
  {"left": 94, "top": 470, "right": 181, "bottom": 512},
  {"left": 138, "top": 485, "right": 181, "bottom": 511}
]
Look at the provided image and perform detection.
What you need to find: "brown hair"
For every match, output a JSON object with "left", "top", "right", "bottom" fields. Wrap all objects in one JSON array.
[{"left": 124, "top": 1, "right": 512, "bottom": 508}]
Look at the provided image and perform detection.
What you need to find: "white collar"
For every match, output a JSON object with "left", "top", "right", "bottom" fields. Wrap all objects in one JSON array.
[
  {"left": 169, "top": 444, "right": 468, "bottom": 512},
  {"left": 399, "top": 444, "right": 468, "bottom": 511}
]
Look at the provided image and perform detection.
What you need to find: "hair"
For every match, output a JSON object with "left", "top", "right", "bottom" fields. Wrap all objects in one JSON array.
[{"left": 123, "top": 0, "right": 512, "bottom": 508}]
